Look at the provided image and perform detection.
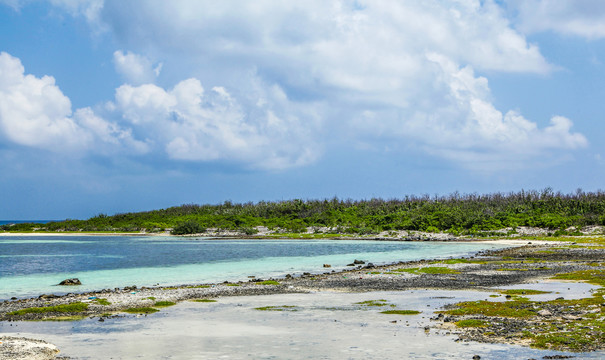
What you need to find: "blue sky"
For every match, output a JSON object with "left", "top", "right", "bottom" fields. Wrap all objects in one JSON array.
[{"left": 1, "top": 0, "right": 604, "bottom": 220}]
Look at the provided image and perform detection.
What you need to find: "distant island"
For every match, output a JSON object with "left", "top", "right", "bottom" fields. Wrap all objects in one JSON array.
[{"left": 3, "top": 189, "right": 604, "bottom": 238}]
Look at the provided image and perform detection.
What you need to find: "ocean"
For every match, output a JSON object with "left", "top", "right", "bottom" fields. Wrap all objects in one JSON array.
[
  {"left": 0, "top": 220, "right": 56, "bottom": 225},
  {"left": 0, "top": 235, "right": 510, "bottom": 300}
]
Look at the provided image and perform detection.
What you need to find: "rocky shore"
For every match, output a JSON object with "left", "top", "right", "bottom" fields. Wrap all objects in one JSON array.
[{"left": 1, "top": 238, "right": 604, "bottom": 358}]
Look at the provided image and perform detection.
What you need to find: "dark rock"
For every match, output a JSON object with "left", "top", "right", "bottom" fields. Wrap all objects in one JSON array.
[
  {"left": 353, "top": 259, "right": 365, "bottom": 265},
  {"left": 38, "top": 294, "right": 60, "bottom": 299},
  {"left": 323, "top": 264, "right": 331, "bottom": 268},
  {"left": 473, "top": 356, "right": 481, "bottom": 360},
  {"left": 365, "top": 263, "right": 375, "bottom": 269},
  {"left": 346, "top": 263, "right": 355, "bottom": 266},
  {"left": 58, "top": 278, "right": 81, "bottom": 286}
]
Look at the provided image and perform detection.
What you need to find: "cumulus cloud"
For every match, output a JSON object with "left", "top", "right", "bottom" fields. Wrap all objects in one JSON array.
[
  {"left": 113, "top": 76, "right": 321, "bottom": 170},
  {"left": 0, "top": 52, "right": 147, "bottom": 154},
  {"left": 508, "top": 0, "right": 605, "bottom": 39},
  {"left": 113, "top": 50, "right": 162, "bottom": 85},
  {"left": 3, "top": 1, "right": 590, "bottom": 171},
  {"left": 350, "top": 53, "right": 587, "bottom": 170}
]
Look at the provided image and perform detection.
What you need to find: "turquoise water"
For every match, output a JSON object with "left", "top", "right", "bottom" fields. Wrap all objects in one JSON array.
[{"left": 0, "top": 235, "right": 509, "bottom": 300}]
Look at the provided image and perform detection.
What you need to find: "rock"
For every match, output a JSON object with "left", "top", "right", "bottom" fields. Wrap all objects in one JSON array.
[
  {"left": 538, "top": 309, "right": 552, "bottom": 316},
  {"left": 473, "top": 356, "right": 481, "bottom": 360},
  {"left": 365, "top": 263, "right": 375, "bottom": 269},
  {"left": 346, "top": 263, "right": 355, "bottom": 266},
  {"left": 58, "top": 278, "right": 81, "bottom": 286},
  {"left": 353, "top": 259, "right": 365, "bottom": 265},
  {"left": 38, "top": 294, "right": 60, "bottom": 299},
  {"left": 323, "top": 264, "right": 331, "bottom": 268},
  {"left": 0, "top": 336, "right": 60, "bottom": 360}
]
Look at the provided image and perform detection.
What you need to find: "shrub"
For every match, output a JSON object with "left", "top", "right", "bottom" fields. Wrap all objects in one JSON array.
[{"left": 171, "top": 220, "right": 205, "bottom": 235}]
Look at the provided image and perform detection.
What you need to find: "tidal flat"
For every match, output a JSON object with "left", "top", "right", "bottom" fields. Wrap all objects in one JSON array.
[{"left": 1, "top": 239, "right": 604, "bottom": 359}]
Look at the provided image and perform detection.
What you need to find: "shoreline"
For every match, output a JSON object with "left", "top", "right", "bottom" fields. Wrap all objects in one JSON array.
[{"left": 1, "top": 238, "right": 604, "bottom": 358}]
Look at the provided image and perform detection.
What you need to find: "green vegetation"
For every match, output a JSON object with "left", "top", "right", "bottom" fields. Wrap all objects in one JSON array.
[
  {"left": 4, "top": 189, "right": 605, "bottom": 235},
  {"left": 440, "top": 300, "right": 536, "bottom": 318},
  {"left": 552, "top": 269, "right": 605, "bottom": 286},
  {"left": 94, "top": 298, "right": 111, "bottom": 305},
  {"left": 153, "top": 301, "right": 176, "bottom": 307},
  {"left": 254, "top": 305, "right": 298, "bottom": 311},
  {"left": 8, "top": 302, "right": 88, "bottom": 316},
  {"left": 380, "top": 310, "right": 421, "bottom": 315},
  {"left": 455, "top": 319, "right": 488, "bottom": 328},
  {"left": 257, "top": 280, "right": 280, "bottom": 285},
  {"left": 192, "top": 299, "right": 217, "bottom": 303},
  {"left": 354, "top": 299, "right": 390, "bottom": 307},
  {"left": 171, "top": 220, "right": 205, "bottom": 235},
  {"left": 392, "top": 267, "right": 460, "bottom": 275},
  {"left": 123, "top": 307, "right": 159, "bottom": 314},
  {"left": 497, "top": 289, "right": 551, "bottom": 295}
]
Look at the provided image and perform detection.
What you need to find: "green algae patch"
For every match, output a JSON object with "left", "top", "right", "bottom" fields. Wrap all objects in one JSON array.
[
  {"left": 40, "top": 315, "right": 87, "bottom": 322},
  {"left": 380, "top": 310, "right": 421, "bottom": 315},
  {"left": 497, "top": 289, "right": 551, "bottom": 295},
  {"left": 192, "top": 299, "right": 217, "bottom": 303},
  {"left": 440, "top": 300, "right": 536, "bottom": 318},
  {"left": 94, "top": 298, "right": 111, "bottom": 306},
  {"left": 8, "top": 302, "right": 89, "bottom": 316},
  {"left": 153, "top": 301, "right": 176, "bottom": 307},
  {"left": 257, "top": 280, "right": 280, "bottom": 285},
  {"left": 254, "top": 305, "right": 298, "bottom": 312},
  {"left": 455, "top": 319, "right": 488, "bottom": 328},
  {"left": 432, "top": 259, "right": 487, "bottom": 265},
  {"left": 392, "top": 267, "right": 460, "bottom": 275},
  {"left": 552, "top": 269, "right": 605, "bottom": 287},
  {"left": 497, "top": 268, "right": 529, "bottom": 272},
  {"left": 354, "top": 299, "right": 390, "bottom": 307},
  {"left": 225, "top": 283, "right": 240, "bottom": 287},
  {"left": 123, "top": 307, "right": 160, "bottom": 314}
]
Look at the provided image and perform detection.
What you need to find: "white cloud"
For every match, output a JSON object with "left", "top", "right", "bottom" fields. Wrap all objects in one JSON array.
[
  {"left": 5, "top": 1, "right": 590, "bottom": 172},
  {"left": 350, "top": 54, "right": 587, "bottom": 170},
  {"left": 113, "top": 76, "right": 321, "bottom": 170},
  {"left": 113, "top": 50, "right": 162, "bottom": 85},
  {"left": 0, "top": 52, "right": 147, "bottom": 154},
  {"left": 508, "top": 0, "right": 605, "bottom": 39}
]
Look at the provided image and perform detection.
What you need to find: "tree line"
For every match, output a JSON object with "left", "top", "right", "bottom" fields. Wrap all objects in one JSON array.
[{"left": 3, "top": 189, "right": 604, "bottom": 235}]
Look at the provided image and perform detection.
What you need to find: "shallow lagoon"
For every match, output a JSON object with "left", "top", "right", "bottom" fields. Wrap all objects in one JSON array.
[
  {"left": 3, "top": 289, "right": 603, "bottom": 359},
  {"left": 1, "top": 236, "right": 510, "bottom": 299}
]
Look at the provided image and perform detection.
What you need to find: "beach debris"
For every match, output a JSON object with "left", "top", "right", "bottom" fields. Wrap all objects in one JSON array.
[
  {"left": 88, "top": 296, "right": 97, "bottom": 300},
  {"left": 58, "top": 278, "right": 82, "bottom": 286}
]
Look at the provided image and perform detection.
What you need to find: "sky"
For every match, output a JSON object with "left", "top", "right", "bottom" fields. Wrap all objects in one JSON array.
[{"left": 0, "top": 0, "right": 604, "bottom": 220}]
